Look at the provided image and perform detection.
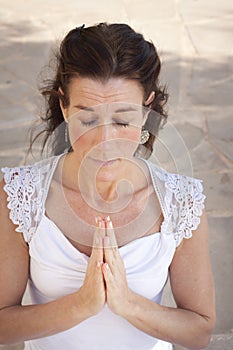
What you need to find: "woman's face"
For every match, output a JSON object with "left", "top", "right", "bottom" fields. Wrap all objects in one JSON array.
[{"left": 60, "top": 77, "right": 148, "bottom": 179}]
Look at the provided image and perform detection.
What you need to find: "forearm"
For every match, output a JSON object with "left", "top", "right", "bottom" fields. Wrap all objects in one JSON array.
[
  {"left": 122, "top": 292, "right": 212, "bottom": 350},
  {"left": 0, "top": 291, "right": 91, "bottom": 344}
]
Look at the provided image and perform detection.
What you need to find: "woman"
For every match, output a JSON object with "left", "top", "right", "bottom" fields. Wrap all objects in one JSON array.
[{"left": 0, "top": 23, "right": 215, "bottom": 350}]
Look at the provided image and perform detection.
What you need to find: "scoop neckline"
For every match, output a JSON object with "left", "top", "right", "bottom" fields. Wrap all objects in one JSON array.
[
  {"left": 42, "top": 153, "right": 167, "bottom": 219},
  {"left": 39, "top": 153, "right": 165, "bottom": 258},
  {"left": 40, "top": 213, "right": 161, "bottom": 260}
]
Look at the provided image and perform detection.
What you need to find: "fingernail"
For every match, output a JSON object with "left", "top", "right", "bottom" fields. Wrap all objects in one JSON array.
[
  {"left": 98, "top": 219, "right": 105, "bottom": 228},
  {"left": 105, "top": 263, "right": 109, "bottom": 270},
  {"left": 96, "top": 216, "right": 102, "bottom": 225},
  {"left": 106, "top": 219, "right": 113, "bottom": 229},
  {"left": 95, "top": 236, "right": 100, "bottom": 245},
  {"left": 106, "top": 215, "right": 111, "bottom": 222}
]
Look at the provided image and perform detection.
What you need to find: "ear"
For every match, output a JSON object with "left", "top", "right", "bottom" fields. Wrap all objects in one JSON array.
[
  {"left": 144, "top": 91, "right": 155, "bottom": 107},
  {"left": 58, "top": 87, "right": 68, "bottom": 123},
  {"left": 142, "top": 91, "right": 155, "bottom": 125}
]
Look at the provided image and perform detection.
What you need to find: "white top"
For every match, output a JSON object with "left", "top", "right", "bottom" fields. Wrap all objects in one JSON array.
[{"left": 2, "top": 154, "right": 205, "bottom": 350}]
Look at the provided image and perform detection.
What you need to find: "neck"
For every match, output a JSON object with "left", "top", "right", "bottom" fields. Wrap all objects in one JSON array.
[{"left": 63, "top": 153, "right": 144, "bottom": 212}]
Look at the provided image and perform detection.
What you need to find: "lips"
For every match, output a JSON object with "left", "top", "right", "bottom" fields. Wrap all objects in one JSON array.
[{"left": 102, "top": 159, "right": 117, "bottom": 166}]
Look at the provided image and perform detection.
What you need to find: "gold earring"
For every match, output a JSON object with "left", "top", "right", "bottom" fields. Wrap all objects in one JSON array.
[{"left": 140, "top": 129, "right": 150, "bottom": 144}]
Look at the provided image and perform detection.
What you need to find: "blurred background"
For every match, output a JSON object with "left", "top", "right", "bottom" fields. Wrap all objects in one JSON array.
[{"left": 0, "top": 1, "right": 232, "bottom": 349}]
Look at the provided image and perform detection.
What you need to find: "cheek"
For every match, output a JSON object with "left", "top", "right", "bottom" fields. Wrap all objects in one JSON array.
[
  {"left": 69, "top": 129, "right": 94, "bottom": 153},
  {"left": 69, "top": 124, "right": 141, "bottom": 156},
  {"left": 121, "top": 127, "right": 141, "bottom": 142},
  {"left": 115, "top": 127, "right": 141, "bottom": 155}
]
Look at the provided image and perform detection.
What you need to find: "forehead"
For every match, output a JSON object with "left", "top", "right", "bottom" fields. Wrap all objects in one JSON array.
[{"left": 68, "top": 77, "right": 144, "bottom": 106}]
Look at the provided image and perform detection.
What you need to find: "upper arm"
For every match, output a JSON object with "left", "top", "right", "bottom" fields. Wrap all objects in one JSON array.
[
  {"left": 169, "top": 210, "right": 216, "bottom": 326},
  {"left": 0, "top": 179, "right": 29, "bottom": 309}
]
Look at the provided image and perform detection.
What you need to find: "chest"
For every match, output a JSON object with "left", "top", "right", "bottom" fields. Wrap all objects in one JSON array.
[
  {"left": 30, "top": 221, "right": 174, "bottom": 302},
  {"left": 45, "top": 180, "right": 163, "bottom": 257}
]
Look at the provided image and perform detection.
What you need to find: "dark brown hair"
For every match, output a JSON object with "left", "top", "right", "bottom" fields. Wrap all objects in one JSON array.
[{"left": 30, "top": 22, "right": 168, "bottom": 158}]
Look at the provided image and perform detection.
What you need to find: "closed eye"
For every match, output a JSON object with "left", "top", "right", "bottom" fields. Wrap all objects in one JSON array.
[
  {"left": 81, "top": 120, "right": 97, "bottom": 127},
  {"left": 112, "top": 117, "right": 129, "bottom": 128},
  {"left": 80, "top": 119, "right": 129, "bottom": 128},
  {"left": 114, "top": 122, "right": 129, "bottom": 128}
]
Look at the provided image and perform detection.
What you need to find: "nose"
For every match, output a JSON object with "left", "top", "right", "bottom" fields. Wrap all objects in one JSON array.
[
  {"left": 95, "top": 123, "right": 117, "bottom": 155},
  {"left": 97, "top": 123, "right": 113, "bottom": 143}
]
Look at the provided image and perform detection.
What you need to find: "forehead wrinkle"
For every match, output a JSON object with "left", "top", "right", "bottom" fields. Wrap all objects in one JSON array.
[
  {"left": 80, "top": 87, "right": 130, "bottom": 99},
  {"left": 68, "top": 77, "right": 144, "bottom": 107},
  {"left": 71, "top": 90, "right": 136, "bottom": 107}
]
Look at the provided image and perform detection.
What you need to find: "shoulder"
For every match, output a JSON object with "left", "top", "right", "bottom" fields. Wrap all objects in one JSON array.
[
  {"left": 144, "top": 158, "right": 204, "bottom": 189},
  {"left": 1, "top": 155, "right": 57, "bottom": 180},
  {"left": 0, "top": 178, "right": 29, "bottom": 249},
  {"left": 1, "top": 157, "right": 54, "bottom": 213},
  {"left": 0, "top": 155, "right": 61, "bottom": 243},
  {"left": 142, "top": 158, "right": 205, "bottom": 203},
  {"left": 142, "top": 159, "right": 206, "bottom": 247},
  {"left": 1, "top": 155, "right": 61, "bottom": 192}
]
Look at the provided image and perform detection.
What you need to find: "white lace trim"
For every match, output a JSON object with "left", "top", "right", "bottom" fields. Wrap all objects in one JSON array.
[
  {"left": 135, "top": 160, "right": 206, "bottom": 247},
  {"left": 2, "top": 162, "right": 50, "bottom": 243},
  {"left": 162, "top": 172, "right": 206, "bottom": 246},
  {"left": 2, "top": 156, "right": 205, "bottom": 246}
]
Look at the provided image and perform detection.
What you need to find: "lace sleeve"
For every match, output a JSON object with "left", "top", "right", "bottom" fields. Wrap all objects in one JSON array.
[
  {"left": 1, "top": 165, "right": 43, "bottom": 243},
  {"left": 164, "top": 173, "right": 206, "bottom": 247}
]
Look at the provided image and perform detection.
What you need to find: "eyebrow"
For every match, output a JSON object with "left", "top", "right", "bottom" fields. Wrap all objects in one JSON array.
[
  {"left": 74, "top": 104, "right": 95, "bottom": 112},
  {"left": 114, "top": 107, "right": 138, "bottom": 113},
  {"left": 74, "top": 105, "right": 138, "bottom": 113}
]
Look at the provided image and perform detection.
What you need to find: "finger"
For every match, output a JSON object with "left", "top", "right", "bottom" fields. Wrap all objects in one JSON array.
[
  {"left": 105, "top": 217, "right": 118, "bottom": 248},
  {"left": 105, "top": 217, "right": 122, "bottom": 261},
  {"left": 104, "top": 218, "right": 121, "bottom": 269},
  {"left": 90, "top": 218, "right": 105, "bottom": 263},
  {"left": 95, "top": 217, "right": 106, "bottom": 241},
  {"left": 102, "top": 262, "right": 113, "bottom": 282}
]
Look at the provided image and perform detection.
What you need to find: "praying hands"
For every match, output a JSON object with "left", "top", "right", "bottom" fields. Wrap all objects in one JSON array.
[{"left": 78, "top": 217, "right": 133, "bottom": 317}]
